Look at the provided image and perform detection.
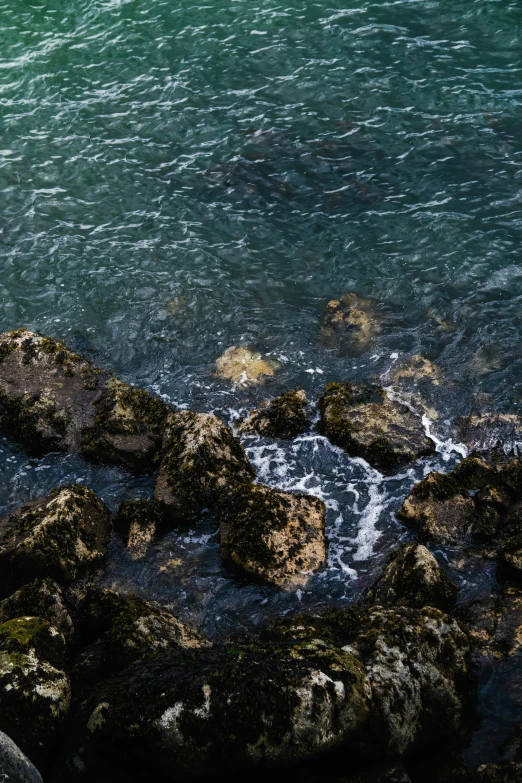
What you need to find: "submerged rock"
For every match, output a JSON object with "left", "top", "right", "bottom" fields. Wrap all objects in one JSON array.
[
  {"left": 238, "top": 388, "right": 309, "bottom": 439},
  {"left": 0, "top": 729, "right": 43, "bottom": 783},
  {"left": 154, "top": 411, "right": 255, "bottom": 524},
  {"left": 0, "top": 579, "right": 74, "bottom": 642},
  {"left": 455, "top": 413, "right": 522, "bottom": 454},
  {"left": 0, "top": 485, "right": 110, "bottom": 599},
  {"left": 0, "top": 616, "right": 71, "bottom": 763},
  {"left": 320, "top": 293, "right": 383, "bottom": 354},
  {"left": 366, "top": 543, "right": 457, "bottom": 611},
  {"left": 318, "top": 382, "right": 434, "bottom": 470},
  {"left": 0, "top": 329, "right": 171, "bottom": 469},
  {"left": 219, "top": 483, "right": 326, "bottom": 589},
  {"left": 215, "top": 345, "right": 279, "bottom": 385},
  {"left": 389, "top": 355, "right": 441, "bottom": 386}
]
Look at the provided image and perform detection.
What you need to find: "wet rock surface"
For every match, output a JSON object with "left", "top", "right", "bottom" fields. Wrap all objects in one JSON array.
[
  {"left": 365, "top": 542, "right": 457, "bottom": 611},
  {"left": 0, "top": 485, "right": 111, "bottom": 599},
  {"left": 0, "top": 579, "right": 74, "bottom": 642},
  {"left": 0, "top": 729, "right": 44, "bottom": 783},
  {"left": 215, "top": 345, "right": 280, "bottom": 385},
  {"left": 113, "top": 498, "right": 167, "bottom": 560},
  {"left": 239, "top": 388, "right": 309, "bottom": 439},
  {"left": 219, "top": 483, "right": 327, "bottom": 589},
  {"left": 320, "top": 293, "right": 383, "bottom": 354},
  {"left": 154, "top": 410, "right": 255, "bottom": 524},
  {"left": 318, "top": 382, "right": 434, "bottom": 470},
  {"left": 0, "top": 330, "right": 172, "bottom": 470}
]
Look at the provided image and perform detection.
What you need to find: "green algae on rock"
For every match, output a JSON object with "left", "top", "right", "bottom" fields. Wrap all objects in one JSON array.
[
  {"left": 154, "top": 410, "right": 255, "bottom": 523},
  {"left": 0, "top": 330, "right": 171, "bottom": 470},
  {"left": 219, "top": 483, "right": 326, "bottom": 589},
  {"left": 238, "top": 388, "right": 309, "bottom": 439},
  {"left": 215, "top": 345, "right": 280, "bottom": 386},
  {"left": 320, "top": 293, "right": 383, "bottom": 354},
  {"left": 0, "top": 485, "right": 110, "bottom": 599},
  {"left": 366, "top": 542, "right": 458, "bottom": 612},
  {"left": 318, "top": 381, "right": 434, "bottom": 470},
  {"left": 0, "top": 579, "right": 74, "bottom": 642},
  {"left": 0, "top": 617, "right": 71, "bottom": 764}
]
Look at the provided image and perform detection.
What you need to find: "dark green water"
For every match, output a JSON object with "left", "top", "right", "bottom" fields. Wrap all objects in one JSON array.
[{"left": 1, "top": 0, "right": 522, "bottom": 771}]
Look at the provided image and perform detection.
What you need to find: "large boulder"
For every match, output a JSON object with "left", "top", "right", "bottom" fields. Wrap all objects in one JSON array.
[
  {"left": 0, "top": 485, "right": 110, "bottom": 599},
  {"left": 73, "top": 589, "right": 209, "bottom": 686},
  {"left": 219, "top": 483, "right": 327, "bottom": 589},
  {"left": 238, "top": 389, "right": 309, "bottom": 439},
  {"left": 0, "top": 579, "right": 74, "bottom": 642},
  {"left": 0, "top": 330, "right": 171, "bottom": 469},
  {"left": 0, "top": 617, "right": 70, "bottom": 764},
  {"left": 318, "top": 382, "right": 434, "bottom": 470},
  {"left": 0, "top": 730, "right": 43, "bottom": 783},
  {"left": 366, "top": 543, "right": 458, "bottom": 611},
  {"left": 59, "top": 633, "right": 371, "bottom": 778},
  {"left": 154, "top": 411, "right": 255, "bottom": 523}
]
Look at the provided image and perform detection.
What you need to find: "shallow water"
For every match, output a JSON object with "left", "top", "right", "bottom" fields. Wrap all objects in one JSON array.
[{"left": 1, "top": 0, "right": 522, "bottom": 771}]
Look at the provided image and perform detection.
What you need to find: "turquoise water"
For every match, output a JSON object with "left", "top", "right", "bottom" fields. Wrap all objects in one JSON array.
[{"left": 1, "top": 0, "right": 522, "bottom": 769}]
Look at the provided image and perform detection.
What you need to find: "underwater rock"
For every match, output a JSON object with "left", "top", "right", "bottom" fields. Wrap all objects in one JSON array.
[
  {"left": 455, "top": 413, "right": 522, "bottom": 454},
  {"left": 238, "top": 388, "right": 309, "bottom": 439},
  {"left": 61, "top": 633, "right": 371, "bottom": 778},
  {"left": 113, "top": 498, "right": 167, "bottom": 560},
  {"left": 215, "top": 345, "right": 280, "bottom": 385},
  {"left": 0, "top": 579, "right": 74, "bottom": 642},
  {"left": 219, "top": 483, "right": 326, "bottom": 589},
  {"left": 320, "top": 293, "right": 383, "bottom": 354},
  {"left": 0, "top": 329, "right": 171, "bottom": 469},
  {"left": 0, "top": 729, "right": 44, "bottom": 783},
  {"left": 389, "top": 355, "right": 441, "bottom": 386},
  {"left": 397, "top": 472, "right": 476, "bottom": 546},
  {"left": 366, "top": 543, "right": 458, "bottom": 611},
  {"left": 0, "top": 485, "right": 110, "bottom": 599},
  {"left": 154, "top": 411, "right": 255, "bottom": 524},
  {"left": 318, "top": 382, "right": 434, "bottom": 470},
  {"left": 0, "top": 617, "right": 71, "bottom": 764},
  {"left": 73, "top": 589, "right": 209, "bottom": 687}
]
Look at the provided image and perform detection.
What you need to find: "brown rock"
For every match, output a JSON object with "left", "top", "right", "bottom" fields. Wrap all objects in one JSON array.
[
  {"left": 215, "top": 346, "right": 279, "bottom": 385},
  {"left": 219, "top": 483, "right": 326, "bottom": 589},
  {"left": 320, "top": 293, "right": 383, "bottom": 354}
]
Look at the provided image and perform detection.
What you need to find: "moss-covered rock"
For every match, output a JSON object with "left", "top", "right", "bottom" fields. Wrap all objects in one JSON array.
[
  {"left": 154, "top": 411, "right": 255, "bottom": 523},
  {"left": 113, "top": 498, "right": 167, "bottom": 560},
  {"left": 0, "top": 729, "right": 44, "bottom": 783},
  {"left": 318, "top": 382, "right": 434, "bottom": 470},
  {"left": 476, "top": 762, "right": 522, "bottom": 782},
  {"left": 219, "top": 483, "right": 326, "bottom": 589},
  {"left": 0, "top": 330, "right": 171, "bottom": 469},
  {"left": 73, "top": 589, "right": 209, "bottom": 687},
  {"left": 397, "top": 472, "right": 476, "bottom": 546},
  {"left": 0, "top": 485, "right": 110, "bottom": 598},
  {"left": 499, "top": 535, "right": 522, "bottom": 578},
  {"left": 215, "top": 345, "right": 279, "bottom": 385},
  {"left": 60, "top": 636, "right": 371, "bottom": 778},
  {"left": 366, "top": 543, "right": 458, "bottom": 611},
  {"left": 0, "top": 579, "right": 74, "bottom": 642},
  {"left": 0, "top": 617, "right": 71, "bottom": 764},
  {"left": 320, "top": 293, "right": 383, "bottom": 354},
  {"left": 238, "top": 388, "right": 309, "bottom": 439}
]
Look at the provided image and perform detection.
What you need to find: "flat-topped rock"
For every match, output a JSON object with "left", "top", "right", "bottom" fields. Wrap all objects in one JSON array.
[
  {"left": 318, "top": 382, "right": 435, "bottom": 470},
  {"left": 0, "top": 485, "right": 110, "bottom": 599},
  {"left": 154, "top": 411, "right": 255, "bottom": 523},
  {"left": 219, "top": 483, "right": 326, "bottom": 589},
  {"left": 238, "top": 388, "right": 309, "bottom": 439},
  {"left": 0, "top": 329, "right": 171, "bottom": 469}
]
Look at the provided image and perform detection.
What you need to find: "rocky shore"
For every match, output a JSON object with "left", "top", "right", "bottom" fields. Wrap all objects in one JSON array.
[{"left": 1, "top": 329, "right": 522, "bottom": 782}]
